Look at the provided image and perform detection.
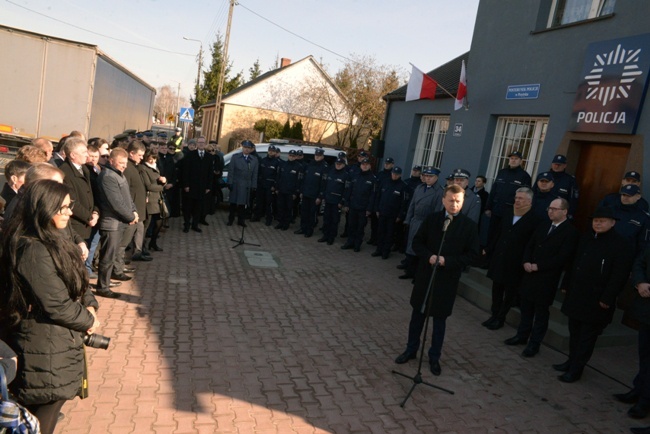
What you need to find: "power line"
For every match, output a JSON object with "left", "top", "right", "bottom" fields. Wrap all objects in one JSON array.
[{"left": 4, "top": 0, "right": 194, "bottom": 57}]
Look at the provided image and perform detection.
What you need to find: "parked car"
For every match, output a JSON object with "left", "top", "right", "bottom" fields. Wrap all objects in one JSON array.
[{"left": 220, "top": 140, "right": 344, "bottom": 202}]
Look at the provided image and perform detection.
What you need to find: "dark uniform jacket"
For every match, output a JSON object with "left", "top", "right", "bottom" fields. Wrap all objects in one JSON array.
[
  {"left": 547, "top": 170, "right": 579, "bottom": 216},
  {"left": 375, "top": 178, "right": 408, "bottom": 219},
  {"left": 301, "top": 159, "right": 328, "bottom": 198},
  {"left": 631, "top": 247, "right": 650, "bottom": 326},
  {"left": 520, "top": 220, "right": 579, "bottom": 305},
  {"left": 276, "top": 159, "right": 303, "bottom": 195},
  {"left": 7, "top": 238, "right": 97, "bottom": 405},
  {"left": 258, "top": 156, "right": 280, "bottom": 189},
  {"left": 531, "top": 190, "right": 556, "bottom": 221},
  {"left": 411, "top": 211, "right": 479, "bottom": 318},
  {"left": 486, "top": 166, "right": 531, "bottom": 217},
  {"left": 322, "top": 168, "right": 349, "bottom": 205},
  {"left": 61, "top": 159, "right": 96, "bottom": 239},
  {"left": 601, "top": 192, "right": 649, "bottom": 212},
  {"left": 562, "top": 229, "right": 634, "bottom": 324},
  {"left": 346, "top": 170, "right": 377, "bottom": 211},
  {"left": 486, "top": 207, "right": 540, "bottom": 287},
  {"left": 600, "top": 199, "right": 650, "bottom": 253}
]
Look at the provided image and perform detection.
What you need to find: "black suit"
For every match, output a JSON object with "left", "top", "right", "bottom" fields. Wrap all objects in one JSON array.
[
  {"left": 181, "top": 150, "right": 214, "bottom": 228},
  {"left": 403, "top": 211, "right": 479, "bottom": 362},
  {"left": 60, "top": 160, "right": 96, "bottom": 239},
  {"left": 516, "top": 220, "right": 579, "bottom": 345}
]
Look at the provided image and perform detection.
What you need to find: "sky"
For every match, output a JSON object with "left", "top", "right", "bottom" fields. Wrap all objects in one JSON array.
[{"left": 2, "top": 0, "right": 480, "bottom": 101}]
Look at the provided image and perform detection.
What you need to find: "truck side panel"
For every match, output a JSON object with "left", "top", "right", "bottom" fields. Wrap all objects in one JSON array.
[{"left": 89, "top": 57, "right": 154, "bottom": 141}]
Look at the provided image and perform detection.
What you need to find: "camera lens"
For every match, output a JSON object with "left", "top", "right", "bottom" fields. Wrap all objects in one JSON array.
[{"left": 83, "top": 334, "right": 110, "bottom": 350}]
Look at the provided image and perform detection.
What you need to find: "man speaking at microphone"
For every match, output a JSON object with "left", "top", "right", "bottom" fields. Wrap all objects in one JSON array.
[{"left": 394, "top": 184, "right": 480, "bottom": 376}]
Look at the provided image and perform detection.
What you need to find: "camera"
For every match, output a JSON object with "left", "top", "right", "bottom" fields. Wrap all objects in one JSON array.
[{"left": 83, "top": 333, "right": 110, "bottom": 350}]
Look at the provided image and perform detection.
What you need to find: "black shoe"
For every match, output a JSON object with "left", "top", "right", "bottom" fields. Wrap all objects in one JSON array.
[
  {"left": 552, "top": 360, "right": 571, "bottom": 372},
  {"left": 398, "top": 273, "right": 414, "bottom": 280},
  {"left": 341, "top": 244, "right": 353, "bottom": 250},
  {"left": 522, "top": 344, "right": 539, "bottom": 358},
  {"left": 340, "top": 232, "right": 348, "bottom": 238},
  {"left": 317, "top": 237, "right": 327, "bottom": 243},
  {"left": 429, "top": 360, "right": 441, "bottom": 376},
  {"left": 382, "top": 253, "right": 390, "bottom": 260},
  {"left": 304, "top": 232, "right": 312, "bottom": 238},
  {"left": 183, "top": 225, "right": 190, "bottom": 233},
  {"left": 396, "top": 264, "right": 407, "bottom": 270},
  {"left": 192, "top": 226, "right": 203, "bottom": 233},
  {"left": 294, "top": 229, "right": 304, "bottom": 235},
  {"left": 131, "top": 254, "right": 153, "bottom": 262},
  {"left": 614, "top": 390, "right": 640, "bottom": 404},
  {"left": 481, "top": 316, "right": 496, "bottom": 327},
  {"left": 394, "top": 351, "right": 417, "bottom": 364},
  {"left": 148, "top": 243, "right": 163, "bottom": 252},
  {"left": 111, "top": 273, "right": 132, "bottom": 281},
  {"left": 486, "top": 319, "right": 504, "bottom": 330},
  {"left": 250, "top": 217, "right": 260, "bottom": 222},
  {"left": 237, "top": 221, "right": 247, "bottom": 227},
  {"left": 558, "top": 370, "right": 582, "bottom": 383},
  {"left": 371, "top": 251, "right": 382, "bottom": 257},
  {"left": 199, "top": 220, "right": 209, "bottom": 226},
  {"left": 265, "top": 220, "right": 272, "bottom": 226},
  {"left": 326, "top": 240, "right": 334, "bottom": 245},
  {"left": 281, "top": 225, "right": 289, "bottom": 231},
  {"left": 629, "top": 403, "right": 650, "bottom": 419},
  {"left": 226, "top": 220, "right": 234, "bottom": 226},
  {"left": 367, "top": 239, "right": 377, "bottom": 246},
  {"left": 95, "top": 289, "right": 121, "bottom": 299},
  {"left": 504, "top": 335, "right": 528, "bottom": 346},
  {"left": 353, "top": 247, "right": 361, "bottom": 252},
  {"left": 123, "top": 266, "right": 136, "bottom": 273},
  {"left": 630, "top": 427, "right": 650, "bottom": 434},
  {"left": 109, "top": 281, "right": 122, "bottom": 288}
]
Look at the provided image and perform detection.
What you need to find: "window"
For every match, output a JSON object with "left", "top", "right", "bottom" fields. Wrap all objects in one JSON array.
[
  {"left": 485, "top": 117, "right": 549, "bottom": 189},
  {"left": 412, "top": 116, "right": 449, "bottom": 169},
  {"left": 548, "top": 0, "right": 616, "bottom": 27}
]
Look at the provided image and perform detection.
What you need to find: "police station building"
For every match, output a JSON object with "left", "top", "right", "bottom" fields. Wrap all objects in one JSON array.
[{"left": 381, "top": 0, "right": 650, "bottom": 229}]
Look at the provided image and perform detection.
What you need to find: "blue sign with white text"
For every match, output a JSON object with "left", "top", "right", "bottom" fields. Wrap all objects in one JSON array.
[{"left": 506, "top": 84, "right": 541, "bottom": 100}]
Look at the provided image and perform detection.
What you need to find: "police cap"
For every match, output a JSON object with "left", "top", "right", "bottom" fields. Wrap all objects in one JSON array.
[
  {"left": 624, "top": 171, "right": 641, "bottom": 182},
  {"left": 392, "top": 166, "right": 403, "bottom": 175},
  {"left": 452, "top": 168, "right": 471, "bottom": 179},
  {"left": 536, "top": 171, "right": 554, "bottom": 182},
  {"left": 621, "top": 184, "right": 641, "bottom": 196},
  {"left": 315, "top": 148, "right": 325, "bottom": 156},
  {"left": 552, "top": 154, "right": 567, "bottom": 164}
]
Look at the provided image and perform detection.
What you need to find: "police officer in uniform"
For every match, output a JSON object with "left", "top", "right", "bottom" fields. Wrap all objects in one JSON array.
[
  {"left": 601, "top": 171, "right": 649, "bottom": 212},
  {"left": 253, "top": 145, "right": 280, "bottom": 225},
  {"left": 275, "top": 150, "right": 303, "bottom": 230},
  {"left": 341, "top": 158, "right": 376, "bottom": 252},
  {"left": 369, "top": 157, "right": 395, "bottom": 245},
  {"left": 600, "top": 184, "right": 650, "bottom": 254},
  {"left": 372, "top": 166, "right": 408, "bottom": 259},
  {"left": 296, "top": 148, "right": 328, "bottom": 238},
  {"left": 451, "top": 168, "right": 481, "bottom": 224},
  {"left": 318, "top": 158, "right": 349, "bottom": 245},
  {"left": 544, "top": 154, "right": 579, "bottom": 218},
  {"left": 531, "top": 172, "right": 556, "bottom": 220}
]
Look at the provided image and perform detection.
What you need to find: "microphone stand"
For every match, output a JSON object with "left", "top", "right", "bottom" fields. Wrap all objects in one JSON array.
[
  {"left": 231, "top": 187, "right": 261, "bottom": 249},
  {"left": 392, "top": 216, "right": 455, "bottom": 407}
]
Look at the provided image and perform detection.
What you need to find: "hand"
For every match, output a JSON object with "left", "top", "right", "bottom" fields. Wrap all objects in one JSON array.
[
  {"left": 184, "top": 187, "right": 190, "bottom": 193},
  {"left": 165, "top": 183, "right": 173, "bottom": 190},
  {"left": 158, "top": 176, "right": 167, "bottom": 184},
  {"left": 531, "top": 264, "right": 539, "bottom": 271},
  {"left": 78, "top": 243, "right": 89, "bottom": 261},
  {"left": 205, "top": 189, "right": 211, "bottom": 194},
  {"left": 484, "top": 210, "right": 492, "bottom": 217},
  {"left": 88, "top": 213, "right": 99, "bottom": 227},
  {"left": 315, "top": 198, "right": 321, "bottom": 205},
  {"left": 637, "top": 282, "right": 650, "bottom": 298},
  {"left": 343, "top": 207, "right": 349, "bottom": 213},
  {"left": 599, "top": 302, "right": 610, "bottom": 309},
  {"left": 376, "top": 212, "right": 380, "bottom": 218},
  {"left": 429, "top": 255, "right": 445, "bottom": 266},
  {"left": 366, "top": 211, "right": 371, "bottom": 217}
]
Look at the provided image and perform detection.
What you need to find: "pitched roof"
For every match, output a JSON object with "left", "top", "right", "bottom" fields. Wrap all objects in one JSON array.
[{"left": 384, "top": 52, "right": 469, "bottom": 101}]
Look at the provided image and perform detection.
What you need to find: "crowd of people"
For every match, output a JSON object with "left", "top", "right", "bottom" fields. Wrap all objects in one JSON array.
[{"left": 2, "top": 130, "right": 650, "bottom": 432}]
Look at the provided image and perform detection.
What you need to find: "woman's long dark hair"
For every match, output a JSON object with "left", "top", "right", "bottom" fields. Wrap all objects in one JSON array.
[{"left": 0, "top": 180, "right": 87, "bottom": 327}]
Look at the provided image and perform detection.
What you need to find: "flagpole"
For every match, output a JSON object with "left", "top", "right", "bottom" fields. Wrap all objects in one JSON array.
[{"left": 409, "top": 63, "right": 457, "bottom": 100}]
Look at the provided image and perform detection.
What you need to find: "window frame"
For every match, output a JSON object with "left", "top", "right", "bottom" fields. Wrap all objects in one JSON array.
[
  {"left": 412, "top": 115, "right": 449, "bottom": 170},
  {"left": 547, "top": 0, "right": 616, "bottom": 28}
]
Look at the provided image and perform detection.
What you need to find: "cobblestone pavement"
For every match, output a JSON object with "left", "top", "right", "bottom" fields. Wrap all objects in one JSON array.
[{"left": 56, "top": 212, "right": 643, "bottom": 433}]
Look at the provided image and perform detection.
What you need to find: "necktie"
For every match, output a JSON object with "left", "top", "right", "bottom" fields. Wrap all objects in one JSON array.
[
  {"left": 199, "top": 151, "right": 204, "bottom": 158},
  {"left": 548, "top": 224, "right": 557, "bottom": 235}
]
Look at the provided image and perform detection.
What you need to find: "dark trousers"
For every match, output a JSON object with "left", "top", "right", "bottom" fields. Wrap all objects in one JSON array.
[
  {"left": 183, "top": 195, "right": 204, "bottom": 227},
  {"left": 516, "top": 297, "right": 551, "bottom": 345},
  {"left": 394, "top": 221, "right": 406, "bottom": 253},
  {"left": 167, "top": 185, "right": 181, "bottom": 217},
  {"left": 377, "top": 214, "right": 397, "bottom": 255},
  {"left": 369, "top": 212, "right": 378, "bottom": 242},
  {"left": 486, "top": 213, "right": 503, "bottom": 258},
  {"left": 406, "top": 308, "right": 447, "bottom": 362},
  {"left": 254, "top": 187, "right": 274, "bottom": 223},
  {"left": 147, "top": 213, "right": 162, "bottom": 246},
  {"left": 228, "top": 203, "right": 246, "bottom": 224},
  {"left": 567, "top": 317, "right": 606, "bottom": 373},
  {"left": 634, "top": 323, "right": 650, "bottom": 403},
  {"left": 277, "top": 193, "right": 293, "bottom": 228},
  {"left": 323, "top": 203, "right": 341, "bottom": 243},
  {"left": 491, "top": 282, "right": 518, "bottom": 320},
  {"left": 300, "top": 196, "right": 318, "bottom": 235},
  {"left": 98, "top": 226, "right": 124, "bottom": 291},
  {"left": 346, "top": 208, "right": 368, "bottom": 249},
  {"left": 26, "top": 399, "right": 66, "bottom": 434}
]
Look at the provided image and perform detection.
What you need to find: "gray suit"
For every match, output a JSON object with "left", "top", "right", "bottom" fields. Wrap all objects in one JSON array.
[
  {"left": 228, "top": 153, "right": 259, "bottom": 205},
  {"left": 405, "top": 183, "right": 444, "bottom": 255}
]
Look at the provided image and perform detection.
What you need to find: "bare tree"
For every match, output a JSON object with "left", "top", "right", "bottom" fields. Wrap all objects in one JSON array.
[{"left": 154, "top": 85, "right": 189, "bottom": 124}]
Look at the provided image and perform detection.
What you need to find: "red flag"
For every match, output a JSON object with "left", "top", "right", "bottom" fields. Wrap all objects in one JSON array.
[
  {"left": 455, "top": 60, "right": 467, "bottom": 110},
  {"left": 406, "top": 64, "right": 437, "bottom": 102}
]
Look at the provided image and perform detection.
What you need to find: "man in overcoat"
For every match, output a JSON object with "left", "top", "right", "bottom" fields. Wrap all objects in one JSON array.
[
  {"left": 227, "top": 140, "right": 258, "bottom": 227},
  {"left": 394, "top": 184, "right": 479, "bottom": 376},
  {"left": 505, "top": 198, "right": 579, "bottom": 357},
  {"left": 181, "top": 136, "right": 214, "bottom": 232},
  {"left": 555, "top": 206, "right": 634, "bottom": 382}
]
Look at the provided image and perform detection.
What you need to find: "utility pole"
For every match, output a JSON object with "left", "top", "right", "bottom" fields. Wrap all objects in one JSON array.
[
  {"left": 211, "top": 0, "right": 236, "bottom": 143},
  {"left": 183, "top": 36, "right": 203, "bottom": 135}
]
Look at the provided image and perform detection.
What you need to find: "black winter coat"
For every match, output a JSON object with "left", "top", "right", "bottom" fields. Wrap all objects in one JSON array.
[
  {"left": 562, "top": 229, "right": 634, "bottom": 324},
  {"left": 61, "top": 160, "right": 96, "bottom": 239},
  {"left": 411, "top": 211, "right": 479, "bottom": 318},
  {"left": 631, "top": 246, "right": 650, "bottom": 326},
  {"left": 519, "top": 220, "right": 579, "bottom": 305},
  {"left": 7, "top": 239, "right": 97, "bottom": 405}
]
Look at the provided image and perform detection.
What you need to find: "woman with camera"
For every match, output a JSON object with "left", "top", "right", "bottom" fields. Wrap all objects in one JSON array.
[{"left": 0, "top": 180, "right": 100, "bottom": 434}]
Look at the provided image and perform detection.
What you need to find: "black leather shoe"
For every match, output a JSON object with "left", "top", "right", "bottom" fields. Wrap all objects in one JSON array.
[
  {"left": 131, "top": 254, "right": 153, "bottom": 262},
  {"left": 111, "top": 273, "right": 132, "bottom": 281},
  {"left": 394, "top": 351, "right": 417, "bottom": 364},
  {"left": 553, "top": 360, "right": 571, "bottom": 372},
  {"left": 275, "top": 223, "right": 283, "bottom": 229},
  {"left": 192, "top": 226, "right": 203, "bottom": 233},
  {"left": 265, "top": 220, "right": 272, "bottom": 226},
  {"left": 199, "top": 220, "right": 209, "bottom": 226},
  {"left": 614, "top": 390, "right": 640, "bottom": 404},
  {"left": 522, "top": 344, "right": 539, "bottom": 358},
  {"left": 341, "top": 244, "right": 353, "bottom": 250},
  {"left": 353, "top": 247, "right": 361, "bottom": 252},
  {"left": 629, "top": 403, "right": 650, "bottom": 419},
  {"left": 398, "top": 273, "right": 414, "bottom": 280},
  {"left": 227, "top": 220, "right": 234, "bottom": 226},
  {"left": 504, "top": 335, "right": 528, "bottom": 346},
  {"left": 304, "top": 233, "right": 312, "bottom": 238},
  {"left": 123, "top": 267, "right": 136, "bottom": 273},
  {"left": 371, "top": 251, "right": 382, "bottom": 257},
  {"left": 396, "top": 264, "right": 407, "bottom": 270},
  {"left": 340, "top": 232, "right": 348, "bottom": 238},
  {"left": 294, "top": 229, "right": 304, "bottom": 234},
  {"left": 95, "top": 289, "right": 121, "bottom": 299},
  {"left": 429, "top": 360, "right": 441, "bottom": 376},
  {"left": 317, "top": 237, "right": 327, "bottom": 243},
  {"left": 149, "top": 244, "right": 164, "bottom": 252},
  {"left": 326, "top": 240, "right": 334, "bottom": 245},
  {"left": 630, "top": 426, "right": 650, "bottom": 434},
  {"left": 382, "top": 253, "right": 390, "bottom": 260},
  {"left": 109, "top": 281, "right": 122, "bottom": 288},
  {"left": 486, "top": 319, "right": 504, "bottom": 330},
  {"left": 558, "top": 370, "right": 582, "bottom": 383},
  {"left": 482, "top": 317, "right": 496, "bottom": 327},
  {"left": 237, "top": 221, "right": 247, "bottom": 227},
  {"left": 183, "top": 225, "right": 190, "bottom": 233}
]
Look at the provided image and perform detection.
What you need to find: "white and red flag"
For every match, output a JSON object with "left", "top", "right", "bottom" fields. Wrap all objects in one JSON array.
[
  {"left": 405, "top": 64, "right": 437, "bottom": 102},
  {"left": 454, "top": 60, "right": 467, "bottom": 110}
]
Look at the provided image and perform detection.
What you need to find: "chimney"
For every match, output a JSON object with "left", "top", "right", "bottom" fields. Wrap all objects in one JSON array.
[{"left": 280, "top": 58, "right": 291, "bottom": 68}]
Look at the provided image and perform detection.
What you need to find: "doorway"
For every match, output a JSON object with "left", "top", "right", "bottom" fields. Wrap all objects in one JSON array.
[{"left": 573, "top": 142, "right": 631, "bottom": 231}]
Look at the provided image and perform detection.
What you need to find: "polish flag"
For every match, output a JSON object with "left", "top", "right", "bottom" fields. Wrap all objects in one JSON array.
[
  {"left": 455, "top": 60, "right": 467, "bottom": 110},
  {"left": 405, "top": 64, "right": 437, "bottom": 102}
]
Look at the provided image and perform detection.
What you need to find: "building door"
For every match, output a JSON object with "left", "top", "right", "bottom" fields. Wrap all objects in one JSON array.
[{"left": 573, "top": 142, "right": 630, "bottom": 231}]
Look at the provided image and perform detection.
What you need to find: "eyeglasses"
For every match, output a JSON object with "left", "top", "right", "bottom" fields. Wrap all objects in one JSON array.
[
  {"left": 547, "top": 207, "right": 564, "bottom": 212},
  {"left": 99, "top": 155, "right": 109, "bottom": 159},
  {"left": 58, "top": 200, "right": 75, "bottom": 214}
]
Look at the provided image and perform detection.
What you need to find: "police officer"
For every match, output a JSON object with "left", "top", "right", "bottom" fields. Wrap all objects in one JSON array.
[
  {"left": 372, "top": 166, "right": 408, "bottom": 259},
  {"left": 394, "top": 166, "right": 423, "bottom": 254},
  {"left": 369, "top": 157, "right": 396, "bottom": 245},
  {"left": 341, "top": 158, "right": 377, "bottom": 252},
  {"left": 451, "top": 168, "right": 481, "bottom": 224},
  {"left": 601, "top": 171, "right": 649, "bottom": 212},
  {"left": 253, "top": 145, "right": 280, "bottom": 225},
  {"left": 296, "top": 148, "right": 328, "bottom": 238},
  {"left": 275, "top": 150, "right": 303, "bottom": 230},
  {"left": 531, "top": 171, "right": 556, "bottom": 220},
  {"left": 600, "top": 184, "right": 650, "bottom": 254},
  {"left": 544, "top": 154, "right": 579, "bottom": 217},
  {"left": 341, "top": 150, "right": 368, "bottom": 238},
  {"left": 318, "top": 158, "right": 349, "bottom": 245},
  {"left": 167, "top": 127, "right": 183, "bottom": 154}
]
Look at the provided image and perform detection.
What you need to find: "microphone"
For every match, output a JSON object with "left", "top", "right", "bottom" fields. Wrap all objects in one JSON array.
[{"left": 443, "top": 215, "right": 453, "bottom": 232}]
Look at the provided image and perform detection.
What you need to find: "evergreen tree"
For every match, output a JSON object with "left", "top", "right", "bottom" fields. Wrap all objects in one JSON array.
[
  {"left": 254, "top": 119, "right": 283, "bottom": 141},
  {"left": 281, "top": 120, "right": 291, "bottom": 138},
  {"left": 290, "top": 121, "right": 304, "bottom": 140},
  {"left": 249, "top": 59, "right": 262, "bottom": 81}
]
